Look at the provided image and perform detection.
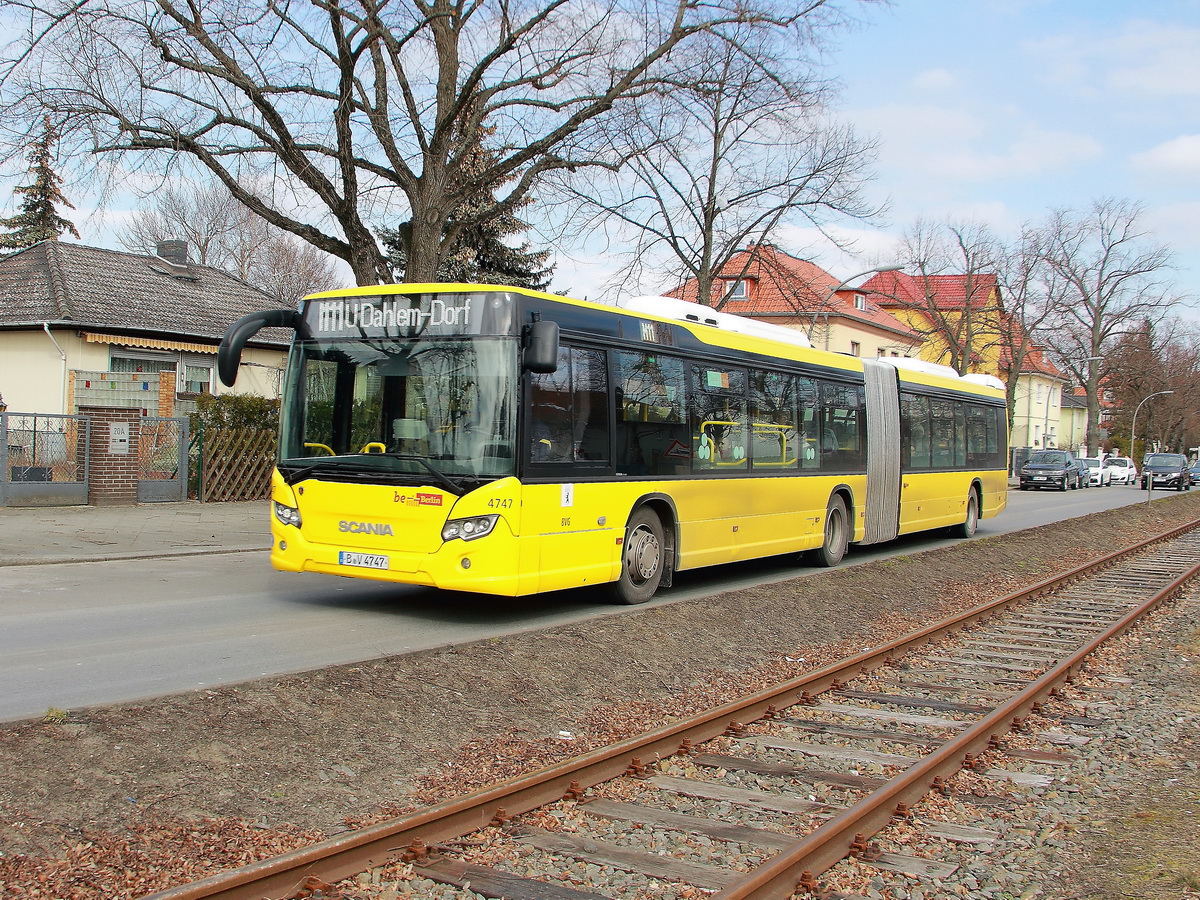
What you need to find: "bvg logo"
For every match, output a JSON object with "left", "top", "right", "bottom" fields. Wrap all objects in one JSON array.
[{"left": 338, "top": 520, "right": 395, "bottom": 535}]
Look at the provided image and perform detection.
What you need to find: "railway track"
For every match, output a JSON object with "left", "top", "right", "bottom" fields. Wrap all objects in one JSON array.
[{"left": 145, "top": 519, "right": 1200, "bottom": 900}]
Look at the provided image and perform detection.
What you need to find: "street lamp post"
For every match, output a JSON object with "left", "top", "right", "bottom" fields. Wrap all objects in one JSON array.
[
  {"left": 1130, "top": 389, "right": 1174, "bottom": 468},
  {"left": 808, "top": 264, "right": 904, "bottom": 349}
]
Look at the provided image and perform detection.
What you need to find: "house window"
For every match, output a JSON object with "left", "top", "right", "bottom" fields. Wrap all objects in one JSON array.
[
  {"left": 849, "top": 341, "right": 861, "bottom": 357},
  {"left": 854, "top": 295, "right": 866, "bottom": 311},
  {"left": 725, "top": 280, "right": 748, "bottom": 300},
  {"left": 110, "top": 354, "right": 176, "bottom": 376},
  {"left": 184, "top": 364, "right": 212, "bottom": 394}
]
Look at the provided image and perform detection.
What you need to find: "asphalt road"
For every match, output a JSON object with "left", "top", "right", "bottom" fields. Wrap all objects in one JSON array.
[{"left": 0, "top": 483, "right": 1169, "bottom": 721}]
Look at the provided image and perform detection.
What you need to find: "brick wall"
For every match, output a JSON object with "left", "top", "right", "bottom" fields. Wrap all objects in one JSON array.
[
  {"left": 158, "top": 371, "right": 176, "bottom": 417},
  {"left": 79, "top": 406, "right": 142, "bottom": 506}
]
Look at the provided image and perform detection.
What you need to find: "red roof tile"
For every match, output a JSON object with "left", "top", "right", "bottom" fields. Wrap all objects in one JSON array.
[
  {"left": 668, "top": 245, "right": 921, "bottom": 342},
  {"left": 861, "top": 270, "right": 998, "bottom": 311}
]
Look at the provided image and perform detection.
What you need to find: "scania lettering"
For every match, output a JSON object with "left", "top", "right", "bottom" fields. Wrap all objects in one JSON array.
[
  {"left": 218, "top": 284, "right": 1007, "bottom": 603},
  {"left": 338, "top": 521, "right": 395, "bottom": 536}
]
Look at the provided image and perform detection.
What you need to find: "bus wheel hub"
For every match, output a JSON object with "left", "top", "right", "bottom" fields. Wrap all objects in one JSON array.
[{"left": 627, "top": 527, "right": 661, "bottom": 582}]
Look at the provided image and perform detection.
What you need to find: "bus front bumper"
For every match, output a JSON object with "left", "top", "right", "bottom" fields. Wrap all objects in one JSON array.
[{"left": 269, "top": 523, "right": 527, "bottom": 596}]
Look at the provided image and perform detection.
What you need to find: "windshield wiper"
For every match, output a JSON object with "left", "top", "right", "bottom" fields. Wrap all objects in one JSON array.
[
  {"left": 280, "top": 460, "right": 343, "bottom": 485},
  {"left": 373, "top": 453, "right": 465, "bottom": 496},
  {"left": 279, "top": 458, "right": 400, "bottom": 486}
]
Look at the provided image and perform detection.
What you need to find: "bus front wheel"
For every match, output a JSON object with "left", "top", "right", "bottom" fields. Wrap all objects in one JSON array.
[
  {"left": 611, "top": 508, "right": 665, "bottom": 604},
  {"left": 813, "top": 495, "right": 848, "bottom": 567}
]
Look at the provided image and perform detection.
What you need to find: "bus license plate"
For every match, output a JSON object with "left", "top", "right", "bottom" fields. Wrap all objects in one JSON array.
[{"left": 339, "top": 551, "right": 389, "bottom": 570}]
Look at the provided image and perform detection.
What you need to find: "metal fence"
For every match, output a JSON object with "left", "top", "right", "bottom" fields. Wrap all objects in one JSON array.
[
  {"left": 0, "top": 412, "right": 90, "bottom": 506},
  {"left": 138, "top": 416, "right": 189, "bottom": 502}
]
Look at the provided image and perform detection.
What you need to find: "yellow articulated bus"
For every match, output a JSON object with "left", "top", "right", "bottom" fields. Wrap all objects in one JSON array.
[{"left": 218, "top": 284, "right": 1008, "bottom": 604}]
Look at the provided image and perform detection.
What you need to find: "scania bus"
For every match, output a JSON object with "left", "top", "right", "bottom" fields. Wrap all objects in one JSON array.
[{"left": 218, "top": 284, "right": 1008, "bottom": 603}]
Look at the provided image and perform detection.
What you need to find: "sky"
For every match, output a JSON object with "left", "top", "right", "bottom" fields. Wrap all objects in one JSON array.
[{"left": 553, "top": 0, "right": 1200, "bottom": 306}]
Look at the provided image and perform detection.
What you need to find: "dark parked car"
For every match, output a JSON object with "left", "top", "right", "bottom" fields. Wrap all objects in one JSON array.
[
  {"left": 1140, "top": 452, "right": 1192, "bottom": 491},
  {"left": 1067, "top": 456, "right": 1090, "bottom": 488},
  {"left": 1019, "top": 450, "right": 1084, "bottom": 491}
]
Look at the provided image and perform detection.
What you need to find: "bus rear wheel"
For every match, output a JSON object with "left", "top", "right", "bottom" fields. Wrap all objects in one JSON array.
[
  {"left": 813, "top": 495, "right": 848, "bottom": 567},
  {"left": 952, "top": 489, "right": 979, "bottom": 538},
  {"left": 611, "top": 508, "right": 664, "bottom": 604}
]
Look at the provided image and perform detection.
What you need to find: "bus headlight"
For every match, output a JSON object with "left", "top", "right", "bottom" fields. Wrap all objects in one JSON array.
[
  {"left": 442, "top": 514, "right": 498, "bottom": 542},
  {"left": 273, "top": 501, "right": 302, "bottom": 528}
]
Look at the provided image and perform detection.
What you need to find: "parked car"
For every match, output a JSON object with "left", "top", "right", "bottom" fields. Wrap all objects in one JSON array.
[
  {"left": 1190, "top": 461, "right": 1200, "bottom": 485},
  {"left": 1019, "top": 450, "right": 1084, "bottom": 491},
  {"left": 1140, "top": 452, "right": 1192, "bottom": 491},
  {"left": 1103, "top": 456, "right": 1137, "bottom": 484},
  {"left": 1080, "top": 457, "right": 1111, "bottom": 486},
  {"left": 1067, "top": 456, "right": 1090, "bottom": 488}
]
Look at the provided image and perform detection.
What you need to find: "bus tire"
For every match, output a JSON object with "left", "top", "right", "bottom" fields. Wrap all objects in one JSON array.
[
  {"left": 611, "top": 507, "right": 664, "bottom": 605},
  {"left": 813, "top": 495, "right": 848, "bottom": 568},
  {"left": 952, "top": 489, "right": 979, "bottom": 538}
]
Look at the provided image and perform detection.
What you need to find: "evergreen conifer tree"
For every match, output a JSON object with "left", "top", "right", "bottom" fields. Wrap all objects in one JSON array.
[
  {"left": 0, "top": 116, "right": 80, "bottom": 250},
  {"left": 381, "top": 122, "right": 553, "bottom": 290}
]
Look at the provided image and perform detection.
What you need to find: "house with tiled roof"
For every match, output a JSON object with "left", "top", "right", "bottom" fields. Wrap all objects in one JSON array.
[
  {"left": 862, "top": 269, "right": 1091, "bottom": 455},
  {"left": 860, "top": 269, "right": 1003, "bottom": 376},
  {"left": 1004, "top": 344, "right": 1071, "bottom": 451},
  {"left": 0, "top": 240, "right": 292, "bottom": 416},
  {"left": 668, "top": 245, "right": 923, "bottom": 359}
]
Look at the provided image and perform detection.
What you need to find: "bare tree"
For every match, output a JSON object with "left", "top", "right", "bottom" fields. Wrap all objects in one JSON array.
[
  {"left": 552, "top": 17, "right": 876, "bottom": 304},
  {"left": 872, "top": 218, "right": 1004, "bottom": 375},
  {"left": 1034, "top": 198, "right": 1181, "bottom": 455},
  {"left": 1, "top": 0, "right": 834, "bottom": 286},
  {"left": 1104, "top": 317, "right": 1200, "bottom": 456},
  {"left": 993, "top": 226, "right": 1058, "bottom": 433},
  {"left": 118, "top": 182, "right": 342, "bottom": 304}
]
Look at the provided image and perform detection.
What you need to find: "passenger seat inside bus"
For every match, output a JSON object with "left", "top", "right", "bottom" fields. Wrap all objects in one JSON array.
[{"left": 391, "top": 418, "right": 430, "bottom": 455}]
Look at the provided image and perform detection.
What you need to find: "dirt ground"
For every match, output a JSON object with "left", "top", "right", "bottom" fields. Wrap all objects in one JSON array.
[{"left": 2, "top": 492, "right": 1200, "bottom": 896}]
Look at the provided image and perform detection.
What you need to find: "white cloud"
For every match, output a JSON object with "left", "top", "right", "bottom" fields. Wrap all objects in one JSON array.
[
  {"left": 1031, "top": 20, "right": 1200, "bottom": 100},
  {"left": 859, "top": 103, "right": 1103, "bottom": 182},
  {"left": 911, "top": 68, "right": 958, "bottom": 92},
  {"left": 1131, "top": 135, "right": 1200, "bottom": 182}
]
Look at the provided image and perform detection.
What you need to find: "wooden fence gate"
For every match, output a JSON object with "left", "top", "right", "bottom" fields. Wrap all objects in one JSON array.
[{"left": 199, "top": 428, "right": 276, "bottom": 502}]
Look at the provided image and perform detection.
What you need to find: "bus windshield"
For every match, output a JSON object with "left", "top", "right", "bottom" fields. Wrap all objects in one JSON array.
[{"left": 278, "top": 335, "right": 518, "bottom": 490}]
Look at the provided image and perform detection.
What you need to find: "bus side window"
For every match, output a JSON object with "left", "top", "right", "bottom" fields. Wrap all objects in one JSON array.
[
  {"left": 528, "top": 345, "right": 610, "bottom": 464},
  {"left": 902, "top": 393, "right": 931, "bottom": 469},
  {"left": 798, "top": 377, "right": 819, "bottom": 469},
  {"left": 930, "top": 399, "right": 956, "bottom": 468},
  {"left": 750, "top": 370, "right": 798, "bottom": 470},
  {"left": 690, "top": 364, "right": 747, "bottom": 472},
  {"left": 819, "top": 381, "right": 864, "bottom": 472},
  {"left": 614, "top": 350, "right": 688, "bottom": 476}
]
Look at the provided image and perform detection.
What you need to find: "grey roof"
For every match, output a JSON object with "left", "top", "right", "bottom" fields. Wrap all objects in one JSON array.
[
  {"left": 0, "top": 240, "right": 295, "bottom": 346},
  {"left": 1061, "top": 392, "right": 1088, "bottom": 409}
]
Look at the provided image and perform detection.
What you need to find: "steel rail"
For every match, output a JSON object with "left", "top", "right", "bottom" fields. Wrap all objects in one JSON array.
[
  {"left": 712, "top": 553, "right": 1200, "bottom": 899},
  {"left": 142, "top": 517, "right": 1200, "bottom": 900}
]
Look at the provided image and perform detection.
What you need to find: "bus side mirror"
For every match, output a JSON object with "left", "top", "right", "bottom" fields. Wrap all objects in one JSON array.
[
  {"left": 218, "top": 309, "right": 305, "bottom": 386},
  {"left": 523, "top": 320, "right": 559, "bottom": 373}
]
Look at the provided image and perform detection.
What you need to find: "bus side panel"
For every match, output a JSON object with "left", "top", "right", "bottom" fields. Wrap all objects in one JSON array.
[
  {"left": 898, "top": 471, "right": 957, "bottom": 534},
  {"left": 659, "top": 475, "right": 839, "bottom": 569},
  {"left": 898, "top": 470, "right": 1006, "bottom": 534},
  {"left": 980, "top": 470, "right": 1008, "bottom": 519},
  {"left": 520, "top": 483, "right": 621, "bottom": 593}
]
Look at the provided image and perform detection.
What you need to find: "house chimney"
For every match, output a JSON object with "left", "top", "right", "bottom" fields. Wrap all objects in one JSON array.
[{"left": 157, "top": 240, "right": 189, "bottom": 266}]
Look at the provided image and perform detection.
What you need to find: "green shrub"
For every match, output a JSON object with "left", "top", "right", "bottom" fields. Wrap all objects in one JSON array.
[{"left": 189, "top": 393, "right": 280, "bottom": 433}]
